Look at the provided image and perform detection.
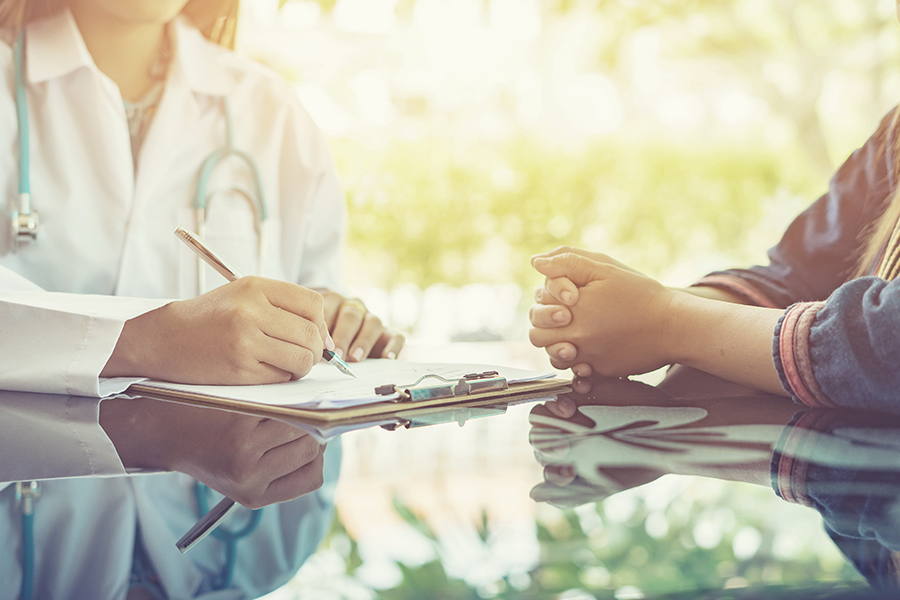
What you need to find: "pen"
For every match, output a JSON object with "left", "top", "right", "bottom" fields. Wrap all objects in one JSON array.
[{"left": 172, "top": 227, "right": 354, "bottom": 553}]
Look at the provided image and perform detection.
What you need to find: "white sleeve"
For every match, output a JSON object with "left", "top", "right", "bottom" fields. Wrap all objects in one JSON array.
[
  {"left": 0, "top": 391, "right": 126, "bottom": 484},
  {"left": 0, "top": 268, "right": 169, "bottom": 397},
  {"left": 0, "top": 267, "right": 170, "bottom": 482}
]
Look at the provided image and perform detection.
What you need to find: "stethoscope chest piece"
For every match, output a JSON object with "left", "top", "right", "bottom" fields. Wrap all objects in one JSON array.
[{"left": 11, "top": 194, "right": 39, "bottom": 248}]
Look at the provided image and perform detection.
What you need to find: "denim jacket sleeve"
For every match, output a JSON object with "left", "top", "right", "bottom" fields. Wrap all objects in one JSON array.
[
  {"left": 693, "top": 109, "right": 895, "bottom": 308},
  {"left": 771, "top": 410, "right": 900, "bottom": 590},
  {"left": 691, "top": 110, "right": 900, "bottom": 411},
  {"left": 773, "top": 277, "right": 900, "bottom": 413}
]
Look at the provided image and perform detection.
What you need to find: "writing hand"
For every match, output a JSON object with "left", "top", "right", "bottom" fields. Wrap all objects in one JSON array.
[{"left": 104, "top": 276, "right": 332, "bottom": 384}]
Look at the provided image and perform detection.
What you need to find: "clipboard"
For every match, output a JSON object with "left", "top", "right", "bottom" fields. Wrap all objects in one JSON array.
[{"left": 127, "top": 371, "right": 571, "bottom": 426}]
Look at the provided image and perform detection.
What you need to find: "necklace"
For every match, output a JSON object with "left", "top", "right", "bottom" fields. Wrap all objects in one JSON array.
[{"left": 123, "top": 32, "right": 173, "bottom": 169}]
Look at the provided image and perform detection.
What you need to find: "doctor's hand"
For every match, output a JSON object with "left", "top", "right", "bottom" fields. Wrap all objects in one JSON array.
[
  {"left": 101, "top": 397, "right": 325, "bottom": 509},
  {"left": 529, "top": 250, "right": 682, "bottom": 378},
  {"left": 318, "top": 289, "right": 406, "bottom": 362},
  {"left": 103, "top": 276, "right": 332, "bottom": 384}
]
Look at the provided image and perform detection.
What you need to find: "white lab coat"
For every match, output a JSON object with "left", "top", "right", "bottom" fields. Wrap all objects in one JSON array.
[{"left": 0, "top": 10, "right": 344, "bottom": 599}]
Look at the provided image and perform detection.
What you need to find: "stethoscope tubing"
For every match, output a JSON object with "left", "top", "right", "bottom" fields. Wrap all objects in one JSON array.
[
  {"left": 9, "top": 27, "right": 269, "bottom": 595},
  {"left": 14, "top": 31, "right": 30, "bottom": 199},
  {"left": 11, "top": 30, "right": 268, "bottom": 245}
]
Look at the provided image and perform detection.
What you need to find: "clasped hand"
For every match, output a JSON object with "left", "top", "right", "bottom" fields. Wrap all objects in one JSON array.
[{"left": 528, "top": 247, "right": 683, "bottom": 378}]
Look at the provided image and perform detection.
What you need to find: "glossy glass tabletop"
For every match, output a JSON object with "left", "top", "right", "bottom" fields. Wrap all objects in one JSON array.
[{"left": 270, "top": 357, "right": 900, "bottom": 600}]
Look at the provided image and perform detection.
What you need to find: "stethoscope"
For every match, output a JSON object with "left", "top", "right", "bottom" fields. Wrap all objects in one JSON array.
[
  {"left": 10, "top": 30, "right": 270, "bottom": 295},
  {"left": 10, "top": 30, "right": 267, "bottom": 598}
]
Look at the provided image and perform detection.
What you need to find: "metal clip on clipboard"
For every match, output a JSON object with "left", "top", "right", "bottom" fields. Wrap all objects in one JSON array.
[{"left": 374, "top": 371, "right": 508, "bottom": 402}]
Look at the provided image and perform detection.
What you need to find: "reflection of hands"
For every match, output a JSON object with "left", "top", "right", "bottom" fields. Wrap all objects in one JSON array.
[
  {"left": 528, "top": 247, "right": 680, "bottom": 377},
  {"left": 529, "top": 394, "right": 664, "bottom": 507},
  {"left": 319, "top": 289, "right": 406, "bottom": 362},
  {"left": 101, "top": 397, "right": 325, "bottom": 509},
  {"left": 528, "top": 377, "right": 778, "bottom": 507}
]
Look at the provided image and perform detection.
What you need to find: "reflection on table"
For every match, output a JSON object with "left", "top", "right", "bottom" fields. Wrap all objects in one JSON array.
[
  {"left": 529, "top": 370, "right": 900, "bottom": 595},
  {"left": 6, "top": 357, "right": 898, "bottom": 598}
]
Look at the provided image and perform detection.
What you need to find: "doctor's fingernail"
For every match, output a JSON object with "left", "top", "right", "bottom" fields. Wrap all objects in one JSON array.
[
  {"left": 560, "top": 291, "right": 574, "bottom": 304},
  {"left": 386, "top": 351, "right": 397, "bottom": 360},
  {"left": 325, "top": 334, "right": 336, "bottom": 351},
  {"left": 552, "top": 310, "right": 568, "bottom": 323},
  {"left": 351, "top": 347, "right": 364, "bottom": 361}
]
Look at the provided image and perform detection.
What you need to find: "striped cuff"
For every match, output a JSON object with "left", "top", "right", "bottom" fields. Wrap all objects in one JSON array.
[
  {"left": 773, "top": 301, "right": 833, "bottom": 408},
  {"left": 692, "top": 274, "right": 781, "bottom": 308},
  {"left": 769, "top": 411, "right": 829, "bottom": 507}
]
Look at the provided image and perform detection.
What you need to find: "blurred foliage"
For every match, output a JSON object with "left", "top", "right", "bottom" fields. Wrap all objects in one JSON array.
[
  {"left": 292, "top": 0, "right": 898, "bottom": 175},
  {"left": 337, "top": 137, "right": 820, "bottom": 290},
  {"left": 575, "top": 0, "right": 897, "bottom": 174},
  {"left": 657, "top": 586, "right": 893, "bottom": 600},
  {"left": 272, "top": 0, "right": 898, "bottom": 293},
  {"left": 305, "top": 487, "right": 861, "bottom": 599}
]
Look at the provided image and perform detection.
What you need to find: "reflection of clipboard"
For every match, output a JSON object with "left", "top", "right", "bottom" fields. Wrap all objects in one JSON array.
[{"left": 127, "top": 363, "right": 571, "bottom": 426}]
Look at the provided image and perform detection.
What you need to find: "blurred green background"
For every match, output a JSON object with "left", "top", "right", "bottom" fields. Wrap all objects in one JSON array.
[{"left": 241, "top": 0, "right": 899, "bottom": 597}]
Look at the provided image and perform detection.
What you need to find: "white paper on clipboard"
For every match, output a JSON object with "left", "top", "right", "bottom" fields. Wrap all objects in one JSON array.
[{"left": 127, "top": 359, "right": 556, "bottom": 410}]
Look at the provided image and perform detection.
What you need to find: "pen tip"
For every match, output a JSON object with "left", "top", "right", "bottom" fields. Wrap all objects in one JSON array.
[{"left": 331, "top": 356, "right": 356, "bottom": 378}]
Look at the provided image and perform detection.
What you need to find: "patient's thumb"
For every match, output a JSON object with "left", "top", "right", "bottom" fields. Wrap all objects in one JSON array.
[{"left": 532, "top": 253, "right": 606, "bottom": 286}]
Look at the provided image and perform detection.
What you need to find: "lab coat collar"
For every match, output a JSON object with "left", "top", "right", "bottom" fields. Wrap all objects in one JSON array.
[
  {"left": 170, "top": 16, "right": 234, "bottom": 97},
  {"left": 26, "top": 9, "right": 233, "bottom": 97},
  {"left": 25, "top": 9, "right": 93, "bottom": 84}
]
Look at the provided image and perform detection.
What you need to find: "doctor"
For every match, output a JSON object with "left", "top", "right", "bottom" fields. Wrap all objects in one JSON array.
[{"left": 0, "top": 0, "right": 403, "bottom": 598}]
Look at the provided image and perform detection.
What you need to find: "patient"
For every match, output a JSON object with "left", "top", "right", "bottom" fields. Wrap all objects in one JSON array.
[{"left": 528, "top": 106, "right": 900, "bottom": 412}]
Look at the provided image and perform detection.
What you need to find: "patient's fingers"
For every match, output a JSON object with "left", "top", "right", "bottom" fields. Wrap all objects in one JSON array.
[
  {"left": 546, "top": 396, "right": 577, "bottom": 418},
  {"left": 529, "top": 326, "right": 567, "bottom": 348},
  {"left": 545, "top": 277, "right": 578, "bottom": 306},
  {"left": 532, "top": 246, "right": 606, "bottom": 261},
  {"left": 534, "top": 287, "right": 558, "bottom": 305},
  {"left": 572, "top": 377, "right": 592, "bottom": 395},
  {"left": 544, "top": 464, "right": 577, "bottom": 486},
  {"left": 532, "top": 254, "right": 611, "bottom": 285},
  {"left": 547, "top": 342, "right": 578, "bottom": 362},
  {"left": 534, "top": 278, "right": 580, "bottom": 307},
  {"left": 532, "top": 247, "right": 640, "bottom": 275},
  {"left": 550, "top": 356, "right": 575, "bottom": 370},
  {"left": 572, "top": 363, "right": 592, "bottom": 378},
  {"left": 529, "top": 304, "right": 572, "bottom": 328}
]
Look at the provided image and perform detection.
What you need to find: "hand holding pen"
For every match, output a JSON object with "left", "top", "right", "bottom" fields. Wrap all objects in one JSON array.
[
  {"left": 104, "top": 229, "right": 355, "bottom": 384},
  {"left": 165, "top": 228, "right": 354, "bottom": 551},
  {"left": 173, "top": 227, "right": 355, "bottom": 379}
]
